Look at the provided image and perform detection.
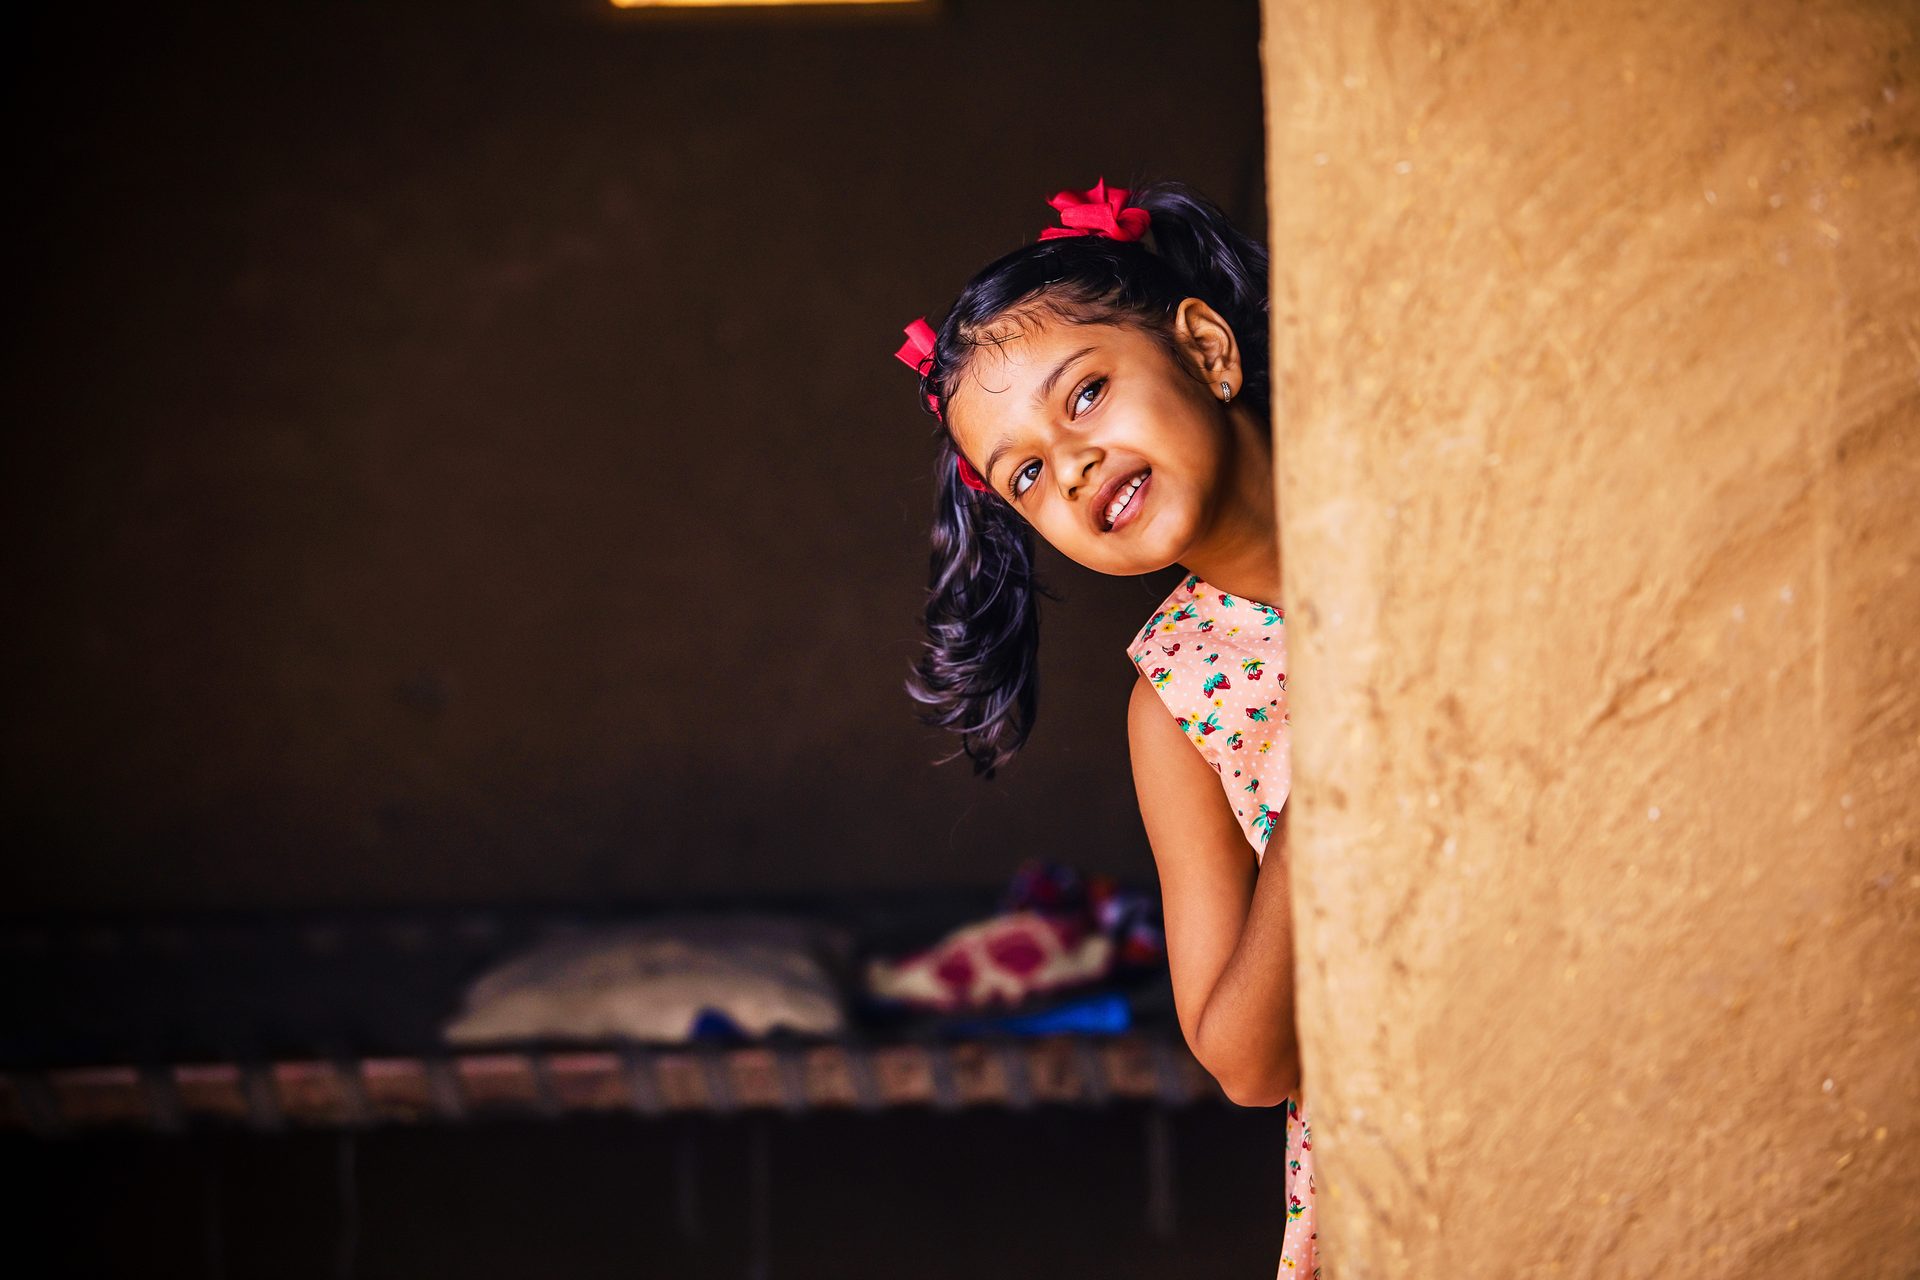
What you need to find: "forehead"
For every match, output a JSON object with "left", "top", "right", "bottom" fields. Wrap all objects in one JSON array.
[{"left": 944, "top": 316, "right": 1131, "bottom": 445}]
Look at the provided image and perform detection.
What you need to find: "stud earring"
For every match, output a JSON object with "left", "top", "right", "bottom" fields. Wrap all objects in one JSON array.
[{"left": 1220, "top": 380, "right": 1232, "bottom": 403}]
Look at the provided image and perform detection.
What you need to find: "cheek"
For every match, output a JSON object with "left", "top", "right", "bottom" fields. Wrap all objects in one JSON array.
[
  {"left": 1034, "top": 508, "right": 1091, "bottom": 555},
  {"left": 1161, "top": 409, "right": 1223, "bottom": 469},
  {"left": 1030, "top": 509, "right": 1117, "bottom": 573}
]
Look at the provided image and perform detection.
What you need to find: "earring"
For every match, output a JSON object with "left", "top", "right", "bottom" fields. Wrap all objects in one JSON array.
[{"left": 1219, "top": 380, "right": 1232, "bottom": 403}]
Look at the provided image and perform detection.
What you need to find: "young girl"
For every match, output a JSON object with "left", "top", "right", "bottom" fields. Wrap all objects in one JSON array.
[{"left": 895, "top": 178, "right": 1315, "bottom": 1277}]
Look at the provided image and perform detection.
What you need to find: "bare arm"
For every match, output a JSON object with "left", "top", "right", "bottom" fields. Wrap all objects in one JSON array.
[{"left": 1128, "top": 674, "right": 1299, "bottom": 1107}]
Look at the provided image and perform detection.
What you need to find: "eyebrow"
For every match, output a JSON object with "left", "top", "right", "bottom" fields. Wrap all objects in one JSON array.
[
  {"left": 1034, "top": 345, "right": 1099, "bottom": 407},
  {"left": 982, "top": 345, "right": 1100, "bottom": 489}
]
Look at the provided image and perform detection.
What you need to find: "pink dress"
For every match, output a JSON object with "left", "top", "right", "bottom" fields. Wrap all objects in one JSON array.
[{"left": 1126, "top": 572, "right": 1317, "bottom": 1278}]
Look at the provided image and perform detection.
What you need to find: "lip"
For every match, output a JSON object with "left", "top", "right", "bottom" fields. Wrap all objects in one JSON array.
[{"left": 1093, "top": 467, "right": 1151, "bottom": 534}]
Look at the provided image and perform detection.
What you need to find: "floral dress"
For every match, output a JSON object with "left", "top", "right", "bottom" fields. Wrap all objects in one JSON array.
[{"left": 1126, "top": 572, "right": 1316, "bottom": 1278}]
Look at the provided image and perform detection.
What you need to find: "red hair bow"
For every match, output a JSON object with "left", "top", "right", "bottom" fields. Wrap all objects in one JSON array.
[
  {"left": 1039, "top": 178, "right": 1150, "bottom": 243},
  {"left": 895, "top": 317, "right": 990, "bottom": 494}
]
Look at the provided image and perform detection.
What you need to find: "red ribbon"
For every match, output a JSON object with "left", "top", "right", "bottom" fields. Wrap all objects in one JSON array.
[
  {"left": 895, "top": 317, "right": 990, "bottom": 494},
  {"left": 1039, "top": 178, "right": 1150, "bottom": 243},
  {"left": 953, "top": 456, "right": 990, "bottom": 492},
  {"left": 893, "top": 317, "right": 940, "bottom": 414}
]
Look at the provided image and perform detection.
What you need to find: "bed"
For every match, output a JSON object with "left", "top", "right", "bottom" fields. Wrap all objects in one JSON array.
[{"left": 1, "top": 891, "right": 1225, "bottom": 1137}]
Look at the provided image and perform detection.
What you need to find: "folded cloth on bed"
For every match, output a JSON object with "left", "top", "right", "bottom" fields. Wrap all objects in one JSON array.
[
  {"left": 863, "top": 862, "right": 1166, "bottom": 1014},
  {"left": 863, "top": 909, "right": 1113, "bottom": 1013},
  {"left": 442, "top": 913, "right": 850, "bottom": 1046}
]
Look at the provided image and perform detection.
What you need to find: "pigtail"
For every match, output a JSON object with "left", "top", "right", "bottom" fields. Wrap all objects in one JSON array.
[
  {"left": 904, "top": 436, "right": 1045, "bottom": 778},
  {"left": 1130, "top": 181, "right": 1272, "bottom": 421}
]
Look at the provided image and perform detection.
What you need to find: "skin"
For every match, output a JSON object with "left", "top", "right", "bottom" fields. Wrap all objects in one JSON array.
[
  {"left": 943, "top": 299, "right": 1301, "bottom": 1107},
  {"left": 942, "top": 299, "right": 1280, "bottom": 604}
]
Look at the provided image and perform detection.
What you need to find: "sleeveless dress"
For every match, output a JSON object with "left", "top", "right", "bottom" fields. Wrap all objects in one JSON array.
[{"left": 1126, "top": 572, "right": 1317, "bottom": 1278}]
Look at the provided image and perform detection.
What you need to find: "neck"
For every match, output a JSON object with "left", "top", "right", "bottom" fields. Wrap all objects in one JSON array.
[{"left": 1180, "top": 407, "right": 1282, "bottom": 607}]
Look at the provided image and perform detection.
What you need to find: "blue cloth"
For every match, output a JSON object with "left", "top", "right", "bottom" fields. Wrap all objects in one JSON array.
[
  {"left": 688, "top": 1007, "right": 748, "bottom": 1041},
  {"left": 939, "top": 991, "right": 1131, "bottom": 1037}
]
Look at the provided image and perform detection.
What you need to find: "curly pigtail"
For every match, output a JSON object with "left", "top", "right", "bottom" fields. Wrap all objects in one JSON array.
[{"left": 904, "top": 434, "right": 1046, "bottom": 777}]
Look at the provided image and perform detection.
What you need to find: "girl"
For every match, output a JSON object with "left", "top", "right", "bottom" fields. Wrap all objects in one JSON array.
[{"left": 895, "top": 178, "right": 1314, "bottom": 1277}]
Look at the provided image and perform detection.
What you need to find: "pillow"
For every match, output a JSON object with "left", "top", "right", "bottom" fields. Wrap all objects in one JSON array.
[{"left": 443, "top": 913, "right": 850, "bottom": 1045}]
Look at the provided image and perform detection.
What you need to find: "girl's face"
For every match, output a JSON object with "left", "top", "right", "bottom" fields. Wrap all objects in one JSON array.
[{"left": 943, "top": 304, "right": 1240, "bottom": 577}]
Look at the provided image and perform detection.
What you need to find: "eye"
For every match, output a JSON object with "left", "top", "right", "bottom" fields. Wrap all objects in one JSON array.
[
  {"left": 1009, "top": 459, "right": 1043, "bottom": 499},
  {"left": 1072, "top": 376, "right": 1107, "bottom": 418}
]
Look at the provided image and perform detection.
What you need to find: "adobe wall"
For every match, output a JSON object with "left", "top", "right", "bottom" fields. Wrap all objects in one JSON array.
[{"left": 1262, "top": 1, "right": 1919, "bottom": 1272}]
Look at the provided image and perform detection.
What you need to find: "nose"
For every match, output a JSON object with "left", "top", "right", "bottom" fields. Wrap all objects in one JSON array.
[{"left": 1051, "top": 436, "right": 1102, "bottom": 501}]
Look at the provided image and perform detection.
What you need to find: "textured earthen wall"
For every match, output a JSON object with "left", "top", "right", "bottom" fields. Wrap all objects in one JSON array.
[{"left": 1263, "top": 1, "right": 1919, "bottom": 1273}]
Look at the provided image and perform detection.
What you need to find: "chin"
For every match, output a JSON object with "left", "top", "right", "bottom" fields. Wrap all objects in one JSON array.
[
  {"left": 1073, "top": 535, "right": 1184, "bottom": 578},
  {"left": 1053, "top": 502, "right": 1192, "bottom": 576},
  {"left": 1114, "top": 520, "right": 1191, "bottom": 575}
]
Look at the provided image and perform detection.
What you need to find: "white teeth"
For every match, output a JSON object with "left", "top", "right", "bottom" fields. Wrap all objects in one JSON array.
[{"left": 1104, "top": 473, "right": 1147, "bottom": 528}]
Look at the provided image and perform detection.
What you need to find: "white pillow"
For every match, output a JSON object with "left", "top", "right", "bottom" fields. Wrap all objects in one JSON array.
[{"left": 443, "top": 914, "right": 849, "bottom": 1045}]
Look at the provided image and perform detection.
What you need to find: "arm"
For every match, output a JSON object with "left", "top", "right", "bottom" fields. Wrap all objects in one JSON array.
[{"left": 1127, "top": 674, "right": 1299, "bottom": 1108}]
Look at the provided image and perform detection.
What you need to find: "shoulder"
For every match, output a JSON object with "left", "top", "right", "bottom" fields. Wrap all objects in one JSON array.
[
  {"left": 1126, "top": 672, "right": 1250, "bottom": 859},
  {"left": 1127, "top": 671, "right": 1171, "bottom": 739},
  {"left": 1127, "top": 672, "right": 1206, "bottom": 779}
]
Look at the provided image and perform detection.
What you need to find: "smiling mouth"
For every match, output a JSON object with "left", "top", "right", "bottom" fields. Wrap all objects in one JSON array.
[{"left": 1101, "top": 469, "right": 1150, "bottom": 531}]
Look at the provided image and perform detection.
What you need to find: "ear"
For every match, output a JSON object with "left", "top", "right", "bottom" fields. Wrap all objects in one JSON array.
[{"left": 1172, "top": 297, "right": 1241, "bottom": 397}]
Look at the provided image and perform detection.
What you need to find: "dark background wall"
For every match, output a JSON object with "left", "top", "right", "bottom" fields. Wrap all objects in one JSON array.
[{"left": 2, "top": 0, "right": 1267, "bottom": 913}]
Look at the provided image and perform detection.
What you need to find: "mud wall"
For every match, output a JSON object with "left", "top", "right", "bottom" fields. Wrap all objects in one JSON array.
[{"left": 1262, "top": 0, "right": 1920, "bottom": 1272}]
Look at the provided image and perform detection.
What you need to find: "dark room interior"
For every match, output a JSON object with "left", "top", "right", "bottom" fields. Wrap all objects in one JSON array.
[{"left": 3, "top": 2, "right": 1291, "bottom": 1276}]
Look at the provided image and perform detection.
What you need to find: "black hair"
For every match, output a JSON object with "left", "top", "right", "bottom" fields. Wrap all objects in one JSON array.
[{"left": 904, "top": 179, "right": 1270, "bottom": 777}]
